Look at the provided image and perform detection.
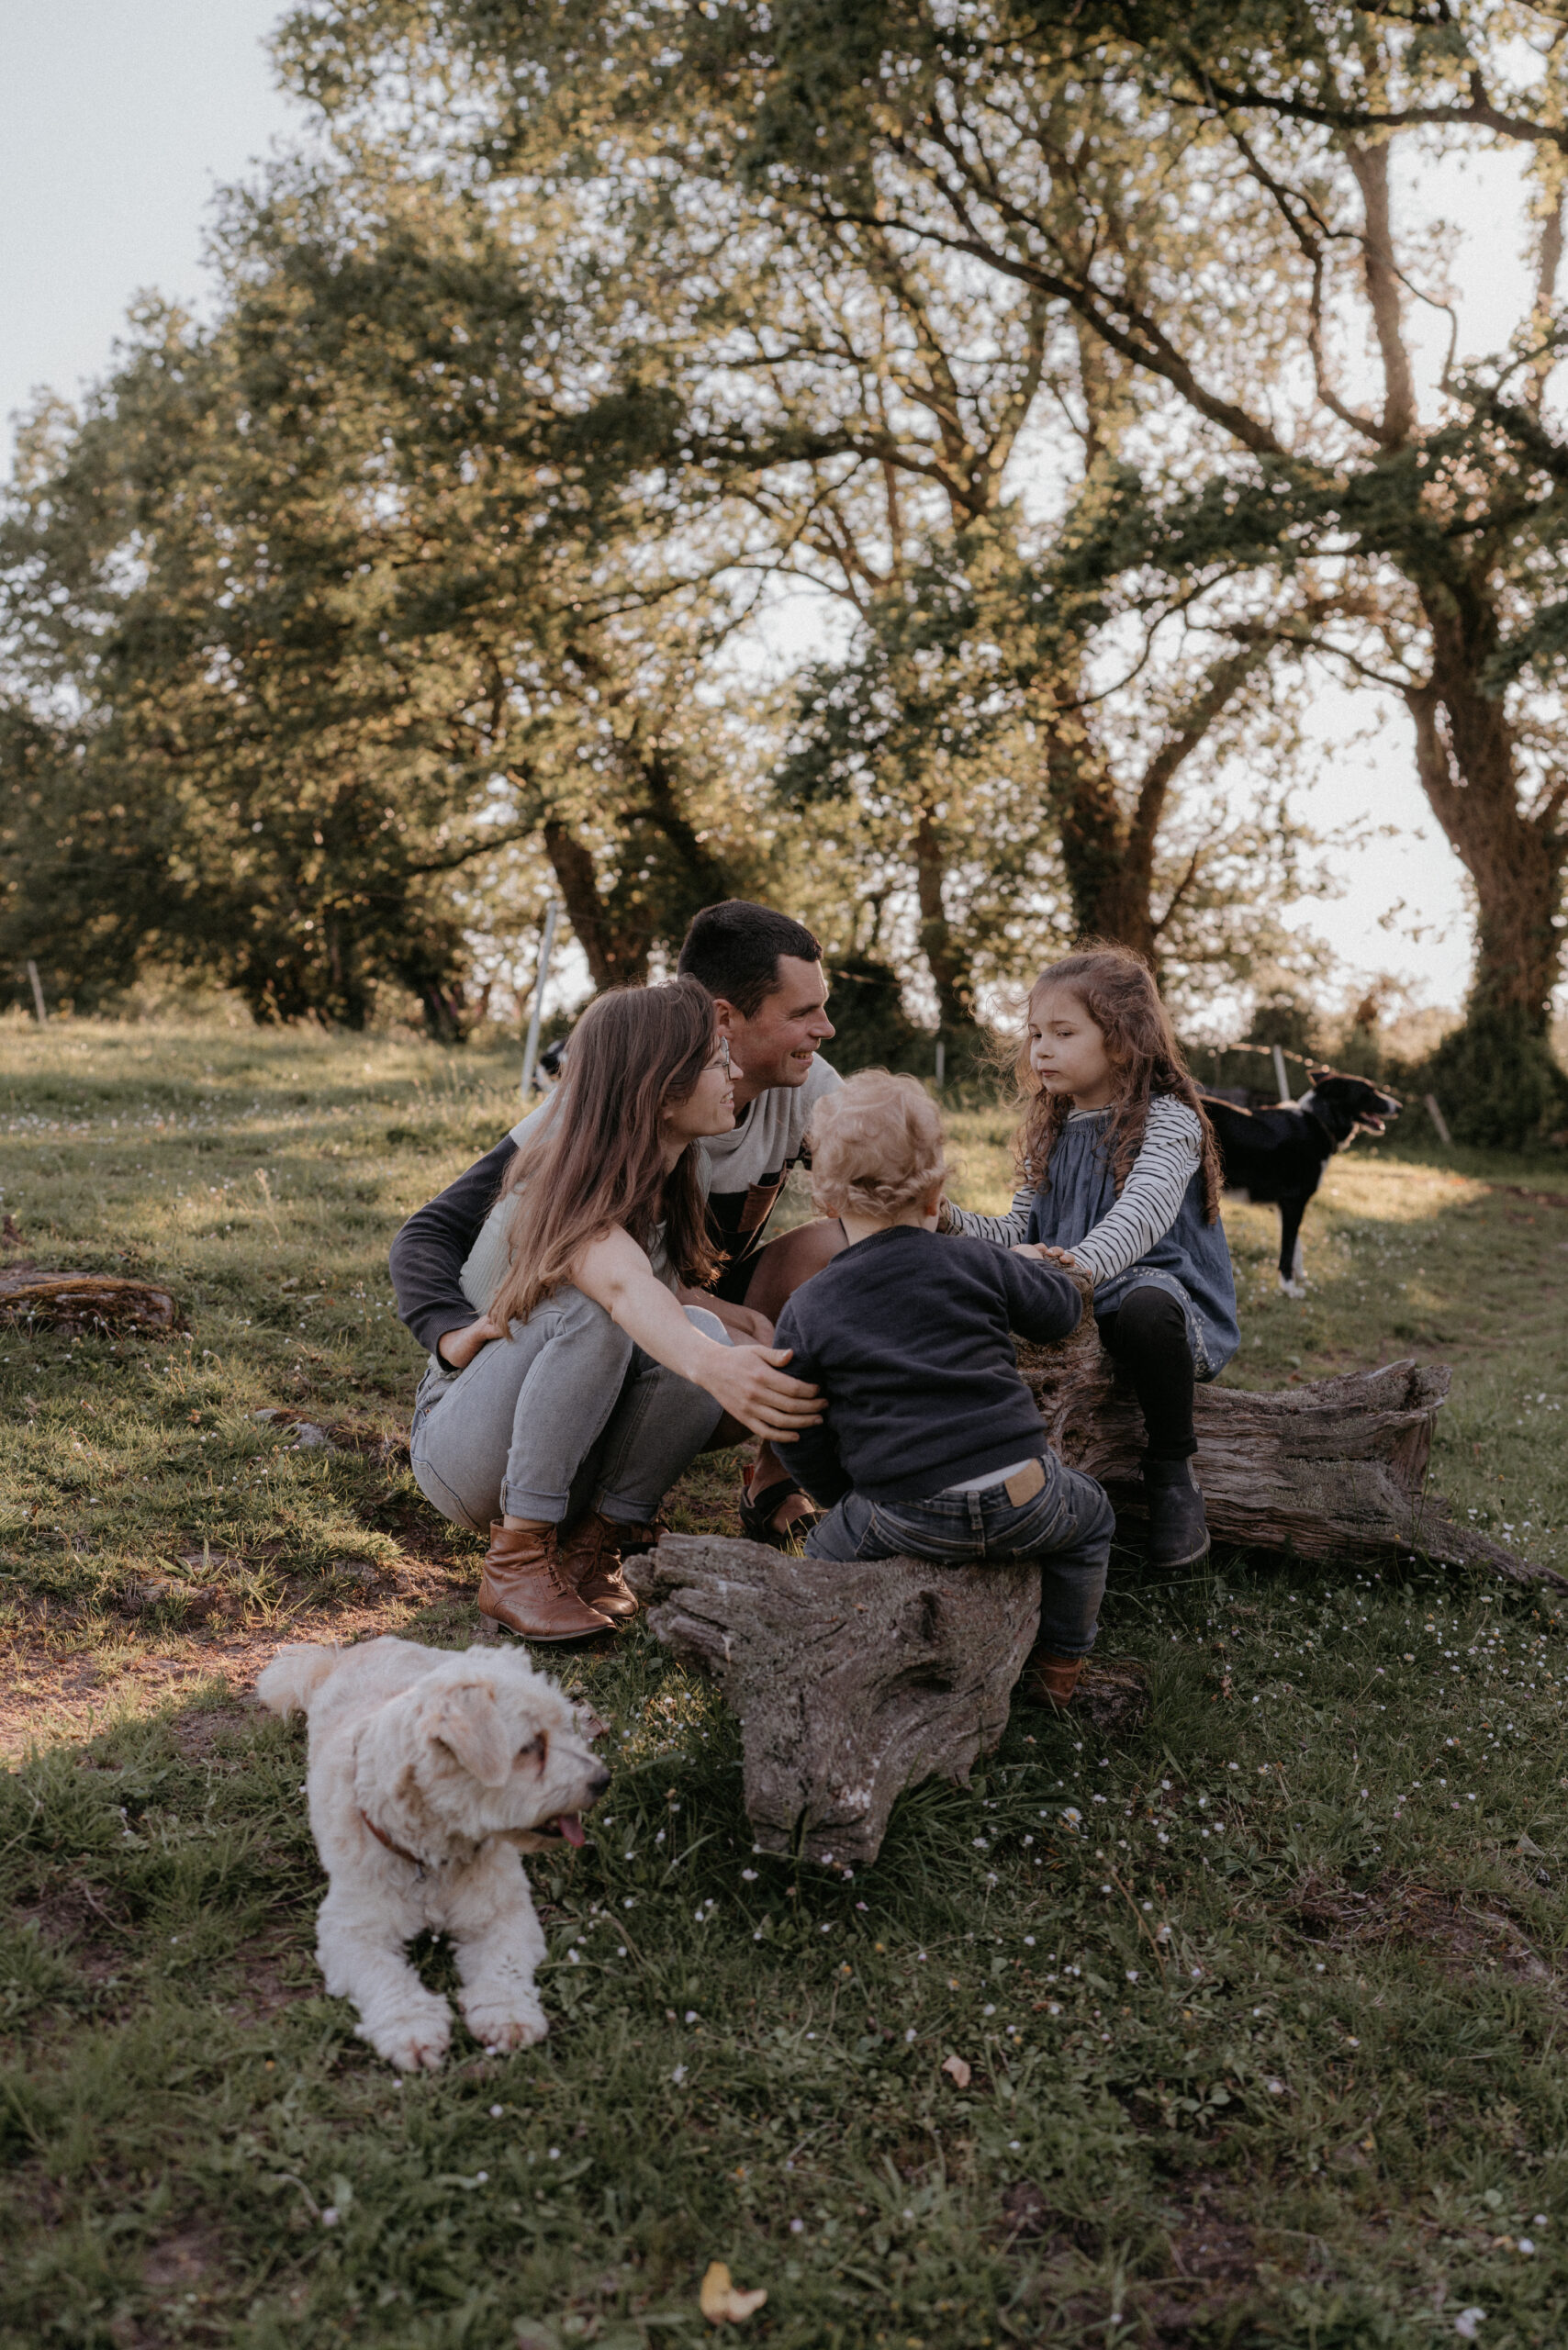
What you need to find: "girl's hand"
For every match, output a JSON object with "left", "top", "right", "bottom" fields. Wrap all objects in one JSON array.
[
  {"left": 1011, "top": 1243, "right": 1079, "bottom": 1268},
  {"left": 702, "top": 1343, "right": 823, "bottom": 1444},
  {"left": 437, "top": 1315, "right": 504, "bottom": 1369}
]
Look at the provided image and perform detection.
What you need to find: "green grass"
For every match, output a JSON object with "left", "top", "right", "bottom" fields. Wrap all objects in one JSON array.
[{"left": 3, "top": 1016, "right": 1568, "bottom": 2348}]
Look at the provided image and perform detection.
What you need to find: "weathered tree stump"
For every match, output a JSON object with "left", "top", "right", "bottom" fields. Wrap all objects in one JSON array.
[
  {"left": 1016, "top": 1296, "right": 1556, "bottom": 1588},
  {"left": 0, "top": 1266, "right": 183, "bottom": 1335},
  {"left": 622, "top": 1536, "right": 1040, "bottom": 1871}
]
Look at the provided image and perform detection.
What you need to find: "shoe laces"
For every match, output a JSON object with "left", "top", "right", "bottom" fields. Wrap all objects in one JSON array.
[{"left": 547, "top": 1545, "right": 588, "bottom": 1599}]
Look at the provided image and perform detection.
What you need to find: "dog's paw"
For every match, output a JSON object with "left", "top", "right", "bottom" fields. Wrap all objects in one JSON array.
[
  {"left": 462, "top": 1996, "right": 549, "bottom": 2051},
  {"left": 1277, "top": 1277, "right": 1306, "bottom": 1300},
  {"left": 360, "top": 1998, "right": 453, "bottom": 2074}
]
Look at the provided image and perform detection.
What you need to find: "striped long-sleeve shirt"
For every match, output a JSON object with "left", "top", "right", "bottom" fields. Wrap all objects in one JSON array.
[{"left": 944, "top": 1096, "right": 1204, "bottom": 1289}]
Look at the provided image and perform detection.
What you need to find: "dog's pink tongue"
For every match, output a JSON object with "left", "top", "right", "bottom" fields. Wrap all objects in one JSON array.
[{"left": 556, "top": 1815, "right": 586, "bottom": 1848}]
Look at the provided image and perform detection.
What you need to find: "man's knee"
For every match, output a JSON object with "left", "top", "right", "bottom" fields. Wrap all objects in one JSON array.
[{"left": 743, "top": 1216, "right": 846, "bottom": 1320}]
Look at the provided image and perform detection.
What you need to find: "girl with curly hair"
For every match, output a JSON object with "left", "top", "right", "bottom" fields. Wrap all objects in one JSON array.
[{"left": 942, "top": 944, "right": 1238, "bottom": 1573}]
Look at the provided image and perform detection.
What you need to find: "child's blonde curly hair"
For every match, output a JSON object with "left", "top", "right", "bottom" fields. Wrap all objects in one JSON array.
[{"left": 808, "top": 1069, "right": 949, "bottom": 1224}]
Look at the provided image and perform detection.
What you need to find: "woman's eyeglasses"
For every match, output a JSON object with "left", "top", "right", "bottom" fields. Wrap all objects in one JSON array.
[{"left": 708, "top": 1039, "right": 733, "bottom": 1076}]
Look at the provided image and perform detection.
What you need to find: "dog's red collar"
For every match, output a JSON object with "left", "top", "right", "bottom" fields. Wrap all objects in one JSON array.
[{"left": 360, "top": 1808, "right": 430, "bottom": 1876}]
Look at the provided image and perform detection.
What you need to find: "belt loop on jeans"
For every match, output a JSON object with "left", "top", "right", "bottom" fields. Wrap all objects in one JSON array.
[{"left": 968, "top": 1490, "right": 985, "bottom": 1547}]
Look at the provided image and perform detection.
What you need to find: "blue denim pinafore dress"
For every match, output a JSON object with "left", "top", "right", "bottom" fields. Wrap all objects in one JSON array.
[{"left": 1025, "top": 1108, "right": 1239, "bottom": 1378}]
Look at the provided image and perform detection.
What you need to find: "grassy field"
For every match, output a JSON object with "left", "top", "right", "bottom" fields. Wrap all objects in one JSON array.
[{"left": 2, "top": 1015, "right": 1567, "bottom": 2349}]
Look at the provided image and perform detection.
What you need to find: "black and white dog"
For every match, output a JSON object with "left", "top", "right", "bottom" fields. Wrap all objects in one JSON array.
[{"left": 1199, "top": 1071, "right": 1402, "bottom": 1295}]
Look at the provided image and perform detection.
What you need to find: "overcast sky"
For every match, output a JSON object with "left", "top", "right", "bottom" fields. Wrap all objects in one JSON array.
[
  {"left": 1, "top": 1, "right": 298, "bottom": 453},
  {"left": 4, "top": 4, "right": 1548, "bottom": 1022}
]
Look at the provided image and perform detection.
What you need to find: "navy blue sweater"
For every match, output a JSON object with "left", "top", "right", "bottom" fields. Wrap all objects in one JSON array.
[{"left": 771, "top": 1225, "right": 1081, "bottom": 1506}]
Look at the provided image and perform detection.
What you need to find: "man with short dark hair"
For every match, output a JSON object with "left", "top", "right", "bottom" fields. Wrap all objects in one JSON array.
[
  {"left": 389, "top": 900, "right": 846, "bottom": 1538},
  {"left": 674, "top": 902, "right": 842, "bottom": 1315}
]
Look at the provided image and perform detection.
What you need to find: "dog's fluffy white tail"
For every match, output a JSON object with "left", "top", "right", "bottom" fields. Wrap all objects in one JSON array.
[{"left": 256, "top": 1643, "right": 342, "bottom": 1719}]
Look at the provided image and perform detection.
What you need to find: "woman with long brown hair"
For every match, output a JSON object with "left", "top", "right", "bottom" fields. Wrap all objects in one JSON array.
[{"left": 409, "top": 979, "right": 821, "bottom": 1640}]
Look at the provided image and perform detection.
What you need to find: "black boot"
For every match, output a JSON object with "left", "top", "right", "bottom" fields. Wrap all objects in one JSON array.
[{"left": 1143, "top": 1457, "right": 1209, "bottom": 1568}]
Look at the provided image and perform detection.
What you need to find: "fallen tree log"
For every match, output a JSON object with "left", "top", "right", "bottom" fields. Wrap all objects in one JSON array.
[
  {"left": 0, "top": 1266, "right": 183, "bottom": 1335},
  {"left": 624, "top": 1534, "right": 1040, "bottom": 1871},
  {"left": 1015, "top": 1303, "right": 1555, "bottom": 1589}
]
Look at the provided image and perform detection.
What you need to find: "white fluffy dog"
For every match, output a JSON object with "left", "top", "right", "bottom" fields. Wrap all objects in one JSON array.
[{"left": 257, "top": 1635, "right": 609, "bottom": 2073}]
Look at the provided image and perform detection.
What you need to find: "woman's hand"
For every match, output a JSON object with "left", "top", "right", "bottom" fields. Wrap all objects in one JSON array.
[
  {"left": 701, "top": 1342, "right": 823, "bottom": 1444},
  {"left": 437, "top": 1315, "right": 504, "bottom": 1370},
  {"left": 1011, "top": 1242, "right": 1078, "bottom": 1268},
  {"left": 574, "top": 1228, "right": 820, "bottom": 1438}
]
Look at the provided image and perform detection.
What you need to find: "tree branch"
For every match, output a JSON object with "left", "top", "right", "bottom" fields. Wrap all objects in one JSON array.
[
  {"left": 1170, "top": 56, "right": 1568, "bottom": 155},
  {"left": 834, "top": 149, "right": 1292, "bottom": 461},
  {"left": 1345, "top": 142, "right": 1419, "bottom": 446}
]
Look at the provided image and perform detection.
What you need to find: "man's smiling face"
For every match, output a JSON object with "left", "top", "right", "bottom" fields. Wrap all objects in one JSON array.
[{"left": 715, "top": 955, "right": 834, "bottom": 1102}]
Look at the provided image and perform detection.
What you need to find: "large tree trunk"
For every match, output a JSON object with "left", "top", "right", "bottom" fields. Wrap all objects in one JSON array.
[
  {"left": 542, "top": 817, "right": 651, "bottom": 990},
  {"left": 1015, "top": 1319, "right": 1549, "bottom": 1586},
  {"left": 1408, "top": 628, "right": 1564, "bottom": 1033},
  {"left": 1406, "top": 615, "right": 1568, "bottom": 1145},
  {"left": 1044, "top": 643, "right": 1272, "bottom": 964},
  {"left": 633, "top": 750, "right": 737, "bottom": 905},
  {"left": 1046, "top": 711, "right": 1159, "bottom": 960},
  {"left": 913, "top": 807, "right": 977, "bottom": 1030}
]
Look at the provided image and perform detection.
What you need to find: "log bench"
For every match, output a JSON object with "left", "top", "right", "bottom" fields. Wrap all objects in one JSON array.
[{"left": 625, "top": 1305, "right": 1555, "bottom": 1871}]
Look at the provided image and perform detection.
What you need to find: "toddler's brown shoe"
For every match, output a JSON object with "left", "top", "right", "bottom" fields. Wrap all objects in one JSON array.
[{"left": 1020, "top": 1649, "right": 1084, "bottom": 1707}]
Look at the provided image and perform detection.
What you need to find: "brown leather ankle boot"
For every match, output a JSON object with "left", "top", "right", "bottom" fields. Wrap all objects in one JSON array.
[
  {"left": 1020, "top": 1648, "right": 1084, "bottom": 1707},
  {"left": 477, "top": 1521, "right": 611, "bottom": 1641}
]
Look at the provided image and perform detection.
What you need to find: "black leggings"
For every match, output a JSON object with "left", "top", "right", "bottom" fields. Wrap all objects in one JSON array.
[{"left": 1099, "top": 1284, "right": 1195, "bottom": 1461}]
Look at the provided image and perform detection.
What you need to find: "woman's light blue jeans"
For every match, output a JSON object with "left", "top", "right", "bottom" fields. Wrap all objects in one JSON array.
[{"left": 410, "top": 1284, "right": 729, "bottom": 1535}]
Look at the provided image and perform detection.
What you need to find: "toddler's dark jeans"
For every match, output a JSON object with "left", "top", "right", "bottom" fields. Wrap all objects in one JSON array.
[
  {"left": 803, "top": 1451, "right": 1114, "bottom": 1660},
  {"left": 1100, "top": 1282, "right": 1196, "bottom": 1460}
]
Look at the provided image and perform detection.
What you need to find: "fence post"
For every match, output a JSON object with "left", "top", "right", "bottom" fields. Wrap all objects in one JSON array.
[
  {"left": 934, "top": 1038, "right": 946, "bottom": 1091},
  {"left": 1271, "top": 1044, "right": 1292, "bottom": 1103},
  {"left": 1424, "top": 1093, "right": 1453, "bottom": 1147},
  {"left": 26, "top": 960, "right": 47, "bottom": 1025},
  {"left": 520, "top": 902, "right": 559, "bottom": 1102}
]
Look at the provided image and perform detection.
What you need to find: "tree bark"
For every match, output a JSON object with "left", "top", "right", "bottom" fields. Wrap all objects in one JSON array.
[
  {"left": 624, "top": 1534, "right": 1041, "bottom": 1872},
  {"left": 1045, "top": 698, "right": 1157, "bottom": 958},
  {"left": 542, "top": 816, "right": 651, "bottom": 990},
  {"left": 913, "top": 806, "right": 977, "bottom": 1028},
  {"left": 1406, "top": 635, "right": 1566, "bottom": 1035},
  {"left": 1345, "top": 144, "right": 1417, "bottom": 446},
  {"left": 0, "top": 1269, "right": 183, "bottom": 1334},
  {"left": 1015, "top": 1316, "right": 1552, "bottom": 1587},
  {"left": 1044, "top": 642, "right": 1275, "bottom": 962},
  {"left": 633, "top": 749, "right": 737, "bottom": 905}
]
